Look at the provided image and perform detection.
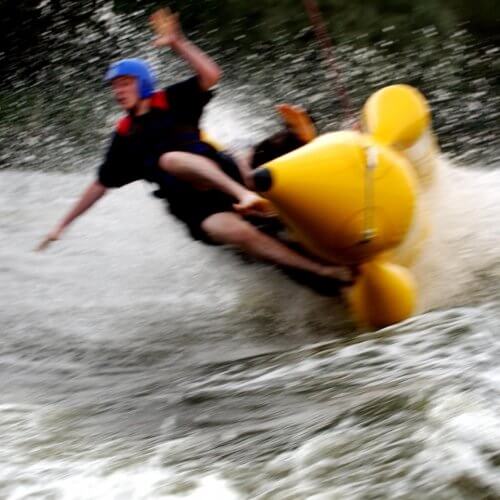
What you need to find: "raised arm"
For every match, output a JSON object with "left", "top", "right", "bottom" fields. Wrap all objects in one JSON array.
[
  {"left": 150, "top": 8, "right": 221, "bottom": 90},
  {"left": 36, "top": 180, "right": 107, "bottom": 251}
]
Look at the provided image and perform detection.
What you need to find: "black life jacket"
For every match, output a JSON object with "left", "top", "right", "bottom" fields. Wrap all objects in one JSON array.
[{"left": 115, "top": 89, "right": 206, "bottom": 152}]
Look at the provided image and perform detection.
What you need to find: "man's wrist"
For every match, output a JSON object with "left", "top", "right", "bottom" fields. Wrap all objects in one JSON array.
[{"left": 170, "top": 37, "right": 189, "bottom": 52}]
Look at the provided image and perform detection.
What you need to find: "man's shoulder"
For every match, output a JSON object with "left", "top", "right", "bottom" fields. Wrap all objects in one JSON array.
[
  {"left": 115, "top": 115, "right": 133, "bottom": 136},
  {"left": 150, "top": 89, "right": 170, "bottom": 110},
  {"left": 164, "top": 76, "right": 213, "bottom": 113},
  {"left": 165, "top": 76, "right": 207, "bottom": 99}
]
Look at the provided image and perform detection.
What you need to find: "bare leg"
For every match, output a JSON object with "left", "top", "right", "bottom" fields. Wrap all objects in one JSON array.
[
  {"left": 158, "top": 151, "right": 275, "bottom": 216},
  {"left": 201, "top": 212, "right": 352, "bottom": 282}
]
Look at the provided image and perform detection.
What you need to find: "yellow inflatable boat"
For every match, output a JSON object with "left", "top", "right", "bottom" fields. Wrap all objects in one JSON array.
[{"left": 253, "top": 84, "right": 439, "bottom": 328}]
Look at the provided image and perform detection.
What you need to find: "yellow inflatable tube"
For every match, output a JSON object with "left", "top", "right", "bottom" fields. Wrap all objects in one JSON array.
[
  {"left": 253, "top": 85, "right": 438, "bottom": 328},
  {"left": 363, "top": 84, "right": 440, "bottom": 187},
  {"left": 253, "top": 131, "right": 418, "bottom": 265},
  {"left": 200, "top": 130, "right": 224, "bottom": 151},
  {"left": 363, "top": 85, "right": 439, "bottom": 268},
  {"left": 347, "top": 258, "right": 417, "bottom": 327}
]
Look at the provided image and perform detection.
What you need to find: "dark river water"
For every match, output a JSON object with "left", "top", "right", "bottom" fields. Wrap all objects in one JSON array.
[{"left": 1, "top": 2, "right": 500, "bottom": 498}]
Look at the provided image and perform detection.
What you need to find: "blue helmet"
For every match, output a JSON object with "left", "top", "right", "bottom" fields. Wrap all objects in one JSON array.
[{"left": 105, "top": 58, "right": 156, "bottom": 99}]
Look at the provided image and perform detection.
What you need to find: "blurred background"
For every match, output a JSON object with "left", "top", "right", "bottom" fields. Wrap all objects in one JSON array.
[
  {"left": 1, "top": 0, "right": 499, "bottom": 169},
  {"left": 1, "top": 1, "right": 500, "bottom": 499}
]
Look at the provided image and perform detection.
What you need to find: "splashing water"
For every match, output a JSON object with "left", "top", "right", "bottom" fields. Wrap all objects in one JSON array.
[
  {"left": 412, "top": 158, "right": 500, "bottom": 310},
  {"left": 1, "top": 2, "right": 500, "bottom": 499}
]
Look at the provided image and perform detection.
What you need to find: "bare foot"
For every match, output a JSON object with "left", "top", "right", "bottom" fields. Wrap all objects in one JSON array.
[
  {"left": 233, "top": 192, "right": 277, "bottom": 217},
  {"left": 317, "top": 265, "right": 354, "bottom": 284}
]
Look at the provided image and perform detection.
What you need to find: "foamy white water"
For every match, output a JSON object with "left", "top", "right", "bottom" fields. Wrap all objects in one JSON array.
[
  {"left": 2, "top": 3, "right": 500, "bottom": 495},
  {"left": 413, "top": 158, "right": 500, "bottom": 309},
  {"left": 1, "top": 151, "right": 499, "bottom": 498}
]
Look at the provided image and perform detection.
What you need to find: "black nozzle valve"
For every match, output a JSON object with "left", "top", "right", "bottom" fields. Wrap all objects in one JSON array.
[{"left": 252, "top": 167, "right": 273, "bottom": 192}]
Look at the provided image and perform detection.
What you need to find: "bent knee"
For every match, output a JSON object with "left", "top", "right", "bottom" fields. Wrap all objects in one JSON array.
[
  {"left": 158, "top": 152, "right": 185, "bottom": 173},
  {"left": 201, "top": 213, "right": 258, "bottom": 246}
]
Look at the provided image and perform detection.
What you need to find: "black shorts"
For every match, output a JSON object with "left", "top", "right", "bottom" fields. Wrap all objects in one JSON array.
[{"left": 155, "top": 150, "right": 248, "bottom": 243}]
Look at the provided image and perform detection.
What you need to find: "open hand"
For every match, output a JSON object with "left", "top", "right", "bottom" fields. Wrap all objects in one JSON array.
[
  {"left": 35, "top": 227, "right": 63, "bottom": 252},
  {"left": 150, "top": 8, "right": 185, "bottom": 49},
  {"left": 276, "top": 103, "right": 317, "bottom": 143}
]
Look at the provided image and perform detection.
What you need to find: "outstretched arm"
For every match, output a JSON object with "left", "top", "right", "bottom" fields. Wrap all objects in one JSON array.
[
  {"left": 36, "top": 180, "right": 107, "bottom": 251},
  {"left": 150, "top": 8, "right": 221, "bottom": 90}
]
